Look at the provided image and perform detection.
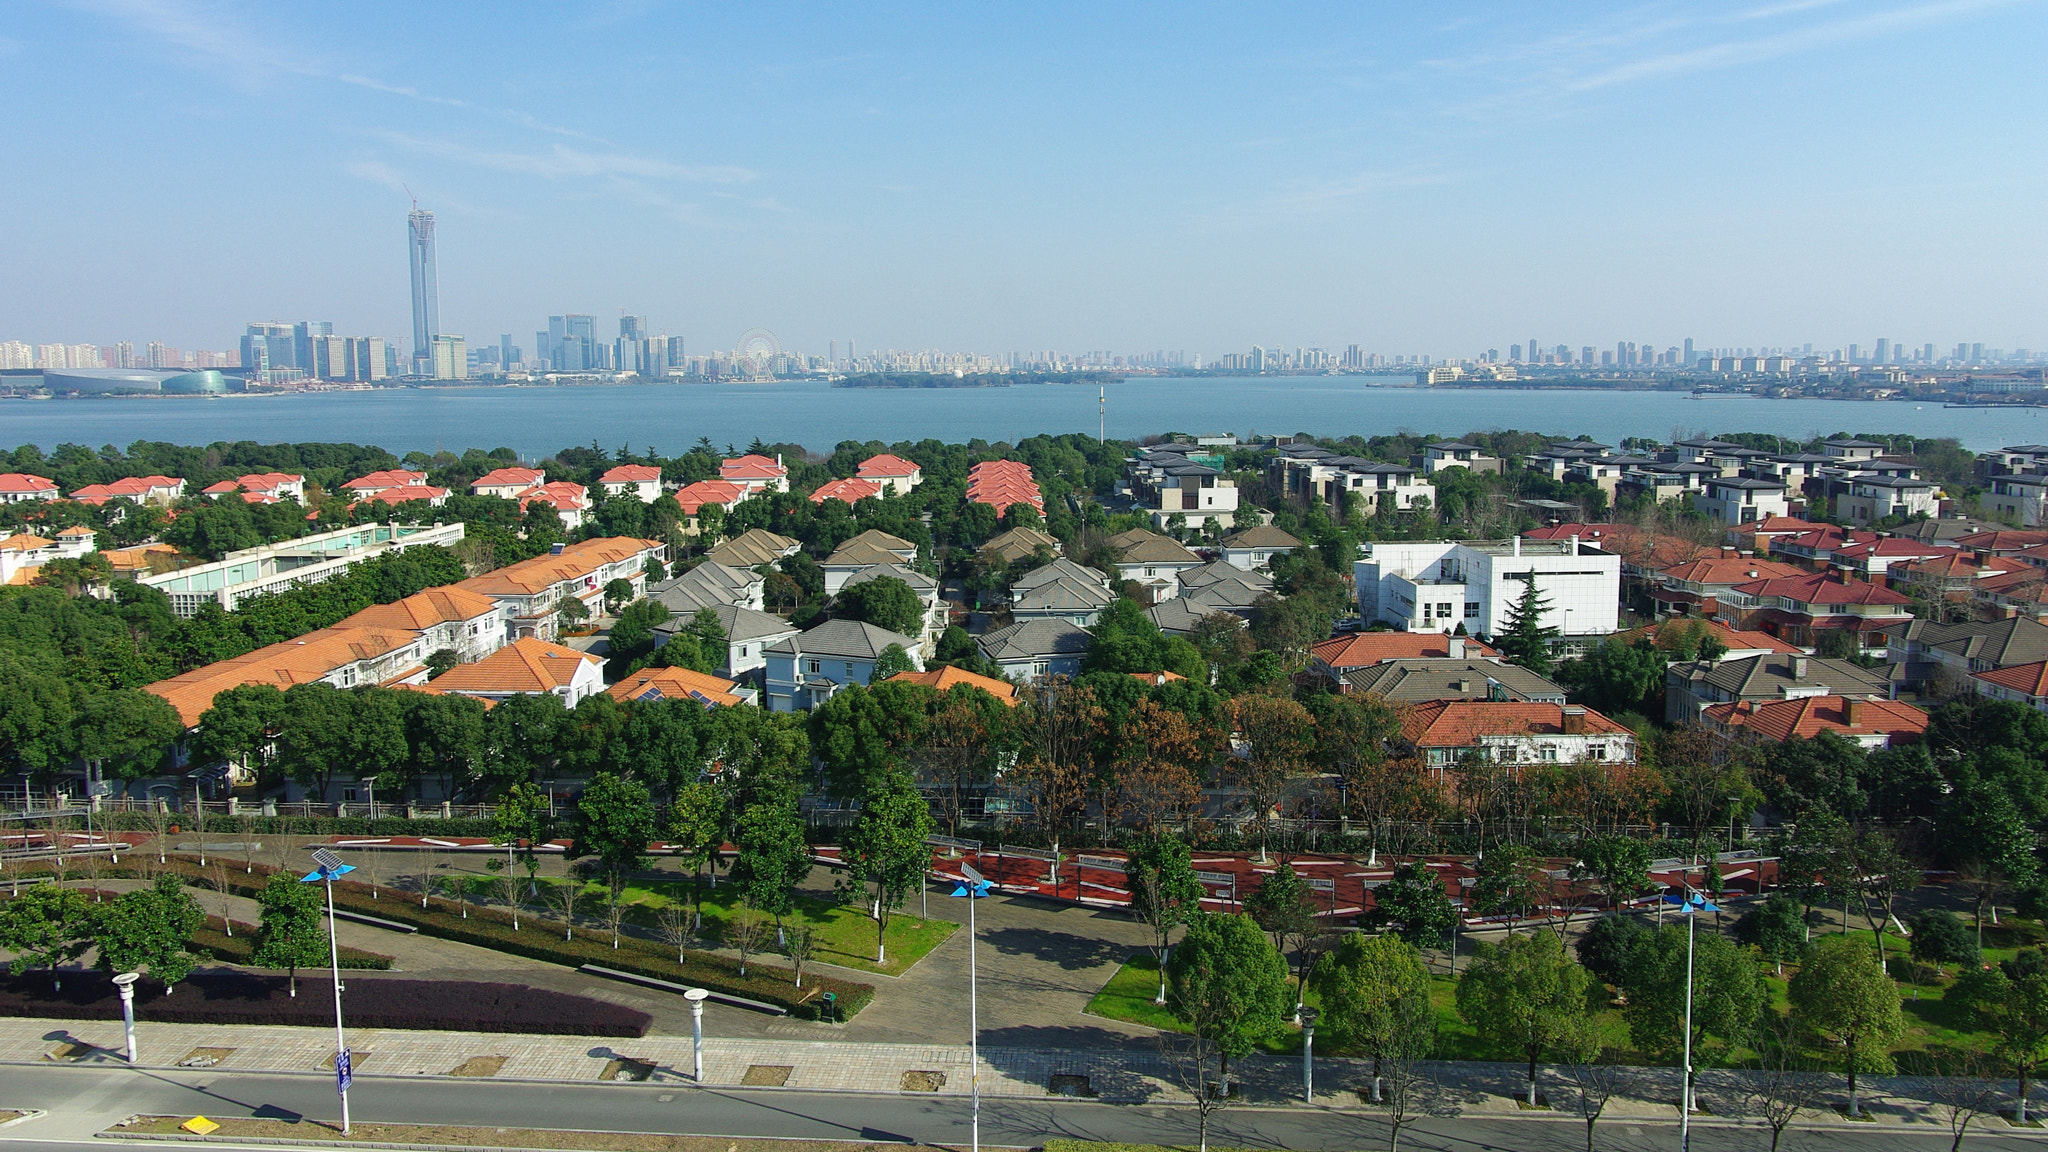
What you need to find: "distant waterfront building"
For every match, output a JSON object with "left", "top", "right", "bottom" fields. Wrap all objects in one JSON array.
[
  {"left": 431, "top": 334, "right": 467, "bottom": 380},
  {"left": 408, "top": 206, "right": 439, "bottom": 375}
]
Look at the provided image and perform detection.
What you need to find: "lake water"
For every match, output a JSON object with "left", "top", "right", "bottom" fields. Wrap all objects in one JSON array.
[{"left": 0, "top": 376, "right": 2029, "bottom": 458}]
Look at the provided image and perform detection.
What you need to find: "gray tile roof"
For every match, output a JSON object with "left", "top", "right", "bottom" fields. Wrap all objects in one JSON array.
[
  {"left": 651, "top": 561, "right": 757, "bottom": 613},
  {"left": 1011, "top": 577, "right": 1115, "bottom": 614},
  {"left": 655, "top": 602, "right": 797, "bottom": 644},
  {"left": 1667, "top": 653, "right": 1887, "bottom": 700},
  {"left": 766, "top": 618, "right": 917, "bottom": 660},
  {"left": 1011, "top": 558, "right": 1110, "bottom": 593},
  {"left": 840, "top": 562, "right": 938, "bottom": 595},
  {"left": 704, "top": 529, "right": 800, "bottom": 568},
  {"left": 978, "top": 619, "right": 1093, "bottom": 662},
  {"left": 1339, "top": 659, "right": 1567, "bottom": 705},
  {"left": 1886, "top": 617, "right": 2048, "bottom": 668}
]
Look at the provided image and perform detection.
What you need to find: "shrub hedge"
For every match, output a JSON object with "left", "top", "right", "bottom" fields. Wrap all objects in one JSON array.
[
  {"left": 0, "top": 972, "right": 650, "bottom": 1036},
  {"left": 162, "top": 857, "right": 874, "bottom": 1020},
  {"left": 101, "top": 813, "right": 498, "bottom": 839}
]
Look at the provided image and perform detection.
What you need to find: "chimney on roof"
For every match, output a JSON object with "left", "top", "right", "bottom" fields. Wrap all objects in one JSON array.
[
  {"left": 551, "top": 542, "right": 566, "bottom": 555},
  {"left": 1513, "top": 535, "right": 1522, "bottom": 557},
  {"left": 1846, "top": 698, "right": 1865, "bottom": 727},
  {"left": 1561, "top": 705, "right": 1587, "bottom": 735},
  {"left": 1448, "top": 637, "right": 1466, "bottom": 659},
  {"left": 1569, "top": 533, "right": 1580, "bottom": 552},
  {"left": 1455, "top": 679, "right": 1472, "bottom": 693},
  {"left": 1792, "top": 655, "right": 1808, "bottom": 678}
]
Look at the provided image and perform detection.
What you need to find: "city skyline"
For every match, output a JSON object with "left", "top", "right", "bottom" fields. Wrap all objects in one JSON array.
[{"left": 2, "top": 2, "right": 2044, "bottom": 355}]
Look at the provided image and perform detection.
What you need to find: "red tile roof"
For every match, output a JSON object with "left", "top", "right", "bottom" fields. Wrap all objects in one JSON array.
[
  {"left": 342, "top": 469, "right": 428, "bottom": 491},
  {"left": 607, "top": 665, "right": 745, "bottom": 707},
  {"left": 886, "top": 666, "right": 1019, "bottom": 704},
  {"left": 351, "top": 484, "right": 448, "bottom": 507},
  {"left": 1975, "top": 660, "right": 2048, "bottom": 698},
  {"left": 516, "top": 482, "right": 589, "bottom": 513},
  {"left": 810, "top": 477, "right": 883, "bottom": 505},
  {"left": 673, "top": 479, "right": 747, "bottom": 514},
  {"left": 1610, "top": 619, "right": 1805, "bottom": 655},
  {"left": 471, "top": 466, "right": 546, "bottom": 490},
  {"left": 1401, "top": 701, "right": 1632, "bottom": 746},
  {"left": 856, "top": 454, "right": 921, "bottom": 479},
  {"left": 1746, "top": 516, "right": 1822, "bottom": 534},
  {"left": 1521, "top": 522, "right": 1627, "bottom": 541},
  {"left": 601, "top": 464, "right": 663, "bottom": 483},
  {"left": 432, "top": 637, "right": 600, "bottom": 695},
  {"left": 1702, "top": 696, "right": 1928, "bottom": 742},
  {"left": 1661, "top": 558, "right": 1804, "bottom": 585},
  {"left": 720, "top": 455, "right": 787, "bottom": 480},
  {"left": 1957, "top": 530, "right": 2048, "bottom": 552},
  {"left": 1731, "top": 572, "right": 1911, "bottom": 606},
  {"left": 0, "top": 473, "right": 58, "bottom": 493},
  {"left": 1313, "top": 632, "right": 1500, "bottom": 667}
]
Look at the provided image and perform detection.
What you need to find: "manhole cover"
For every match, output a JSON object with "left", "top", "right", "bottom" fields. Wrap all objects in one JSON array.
[
  {"left": 901, "top": 1070, "right": 946, "bottom": 1092},
  {"left": 599, "top": 1058, "right": 655, "bottom": 1082},
  {"left": 178, "top": 1047, "right": 235, "bottom": 1069},
  {"left": 1048, "top": 1074, "right": 1094, "bottom": 1097},
  {"left": 448, "top": 1056, "right": 507, "bottom": 1077},
  {"left": 742, "top": 1065, "right": 793, "bottom": 1087}
]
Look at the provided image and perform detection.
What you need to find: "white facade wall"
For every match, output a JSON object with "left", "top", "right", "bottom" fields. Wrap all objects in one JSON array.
[{"left": 1355, "top": 539, "right": 1620, "bottom": 638}]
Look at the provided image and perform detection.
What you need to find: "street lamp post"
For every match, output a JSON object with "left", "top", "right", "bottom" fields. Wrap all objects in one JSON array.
[
  {"left": 112, "top": 972, "right": 139, "bottom": 1064},
  {"left": 953, "top": 863, "right": 991, "bottom": 1152},
  {"left": 1299, "top": 1006, "right": 1319, "bottom": 1103},
  {"left": 685, "top": 988, "right": 708, "bottom": 1080},
  {"left": 1667, "top": 889, "right": 1718, "bottom": 1152},
  {"left": 303, "top": 847, "right": 357, "bottom": 1135}
]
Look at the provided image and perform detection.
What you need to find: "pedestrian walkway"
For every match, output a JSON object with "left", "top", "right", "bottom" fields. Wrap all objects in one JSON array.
[{"left": 0, "top": 1014, "right": 2008, "bottom": 1129}]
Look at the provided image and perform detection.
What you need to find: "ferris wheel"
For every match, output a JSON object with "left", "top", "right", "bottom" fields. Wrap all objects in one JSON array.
[{"left": 736, "top": 328, "right": 781, "bottom": 376}]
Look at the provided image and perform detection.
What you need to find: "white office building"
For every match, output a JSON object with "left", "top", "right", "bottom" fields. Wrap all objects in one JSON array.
[{"left": 1354, "top": 537, "right": 1620, "bottom": 639}]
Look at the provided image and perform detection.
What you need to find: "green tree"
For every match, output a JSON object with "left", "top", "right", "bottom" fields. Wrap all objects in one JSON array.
[
  {"left": 1575, "top": 835, "right": 1652, "bottom": 912},
  {"left": 1165, "top": 912, "right": 1291, "bottom": 1091},
  {"left": 1907, "top": 909, "right": 1979, "bottom": 976},
  {"left": 1471, "top": 844, "right": 1547, "bottom": 932},
  {"left": 837, "top": 768, "right": 932, "bottom": 963},
  {"left": 1621, "top": 923, "right": 1766, "bottom": 1075},
  {"left": 1955, "top": 961, "right": 2048, "bottom": 1124},
  {"left": 1554, "top": 638, "right": 1666, "bottom": 717},
  {"left": 665, "top": 780, "right": 727, "bottom": 932},
  {"left": 1456, "top": 929, "right": 1596, "bottom": 1106},
  {"left": 871, "top": 643, "right": 917, "bottom": 682},
  {"left": 564, "top": 773, "right": 656, "bottom": 948},
  {"left": 1735, "top": 893, "right": 1809, "bottom": 975},
  {"left": 1494, "top": 577, "right": 1559, "bottom": 676},
  {"left": 0, "top": 883, "right": 92, "bottom": 988},
  {"left": 1127, "top": 833, "right": 1207, "bottom": 1005},
  {"left": 251, "top": 872, "right": 328, "bottom": 997},
  {"left": 730, "top": 794, "right": 812, "bottom": 929},
  {"left": 811, "top": 680, "right": 932, "bottom": 798},
  {"left": 605, "top": 598, "right": 671, "bottom": 676},
  {"left": 834, "top": 576, "right": 924, "bottom": 636},
  {"left": 1312, "top": 932, "right": 1436, "bottom": 1103},
  {"left": 93, "top": 875, "right": 203, "bottom": 991},
  {"left": 1577, "top": 914, "right": 1652, "bottom": 987},
  {"left": 1788, "top": 933, "right": 1904, "bottom": 1118},
  {"left": 602, "top": 577, "right": 636, "bottom": 614},
  {"left": 1367, "top": 861, "right": 1458, "bottom": 956},
  {"left": 1943, "top": 779, "right": 2040, "bottom": 950},
  {"left": 490, "top": 781, "right": 555, "bottom": 926},
  {"left": 1244, "top": 861, "right": 1321, "bottom": 1002}
]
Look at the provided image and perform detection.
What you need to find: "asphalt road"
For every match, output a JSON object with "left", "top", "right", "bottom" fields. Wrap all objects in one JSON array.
[{"left": 6, "top": 1064, "right": 2047, "bottom": 1152}]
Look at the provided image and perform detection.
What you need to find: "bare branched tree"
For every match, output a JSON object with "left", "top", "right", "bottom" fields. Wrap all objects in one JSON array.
[
  {"left": 726, "top": 901, "right": 775, "bottom": 978},
  {"left": 1157, "top": 1029, "right": 1232, "bottom": 1152},
  {"left": 1926, "top": 1053, "right": 2006, "bottom": 1152},
  {"left": 654, "top": 901, "right": 691, "bottom": 963}
]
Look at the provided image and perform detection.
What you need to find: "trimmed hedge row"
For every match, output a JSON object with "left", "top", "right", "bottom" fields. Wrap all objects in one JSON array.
[
  {"left": 190, "top": 916, "right": 393, "bottom": 971},
  {"left": 163, "top": 857, "right": 875, "bottom": 1020},
  {"left": 100, "top": 813, "right": 498, "bottom": 839},
  {"left": 0, "top": 972, "right": 650, "bottom": 1036}
]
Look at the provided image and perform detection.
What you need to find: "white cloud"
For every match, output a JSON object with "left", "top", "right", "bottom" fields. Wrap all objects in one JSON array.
[{"left": 370, "top": 130, "right": 755, "bottom": 186}]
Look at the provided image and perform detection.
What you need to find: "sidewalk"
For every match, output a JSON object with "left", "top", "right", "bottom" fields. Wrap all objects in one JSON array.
[{"left": 0, "top": 1015, "right": 2012, "bottom": 1129}]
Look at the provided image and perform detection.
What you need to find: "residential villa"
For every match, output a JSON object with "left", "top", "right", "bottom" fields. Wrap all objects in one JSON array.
[
  {"left": 1422, "top": 442, "right": 1502, "bottom": 475},
  {"left": 1219, "top": 525, "right": 1301, "bottom": 570},
  {"left": 979, "top": 526, "right": 1062, "bottom": 565},
  {"left": 1125, "top": 445, "right": 1238, "bottom": 530},
  {"left": 1338, "top": 658, "right": 1569, "bottom": 706},
  {"left": 719, "top": 454, "right": 790, "bottom": 496},
  {"left": 453, "top": 536, "right": 665, "bottom": 641},
  {"left": 203, "top": 473, "right": 305, "bottom": 502},
  {"left": 607, "top": 665, "right": 750, "bottom": 708},
  {"left": 855, "top": 454, "right": 923, "bottom": 495},
  {"left": 0, "top": 473, "right": 61, "bottom": 503},
  {"left": 351, "top": 483, "right": 449, "bottom": 509},
  {"left": 841, "top": 562, "right": 946, "bottom": 654},
  {"left": 673, "top": 479, "right": 750, "bottom": 531},
  {"left": 145, "top": 624, "right": 431, "bottom": 726},
  {"left": 763, "top": 619, "right": 923, "bottom": 711},
  {"left": 470, "top": 466, "right": 546, "bottom": 499},
  {"left": 1108, "top": 527, "right": 1204, "bottom": 603},
  {"left": 514, "top": 481, "right": 591, "bottom": 530},
  {"left": 138, "top": 521, "right": 467, "bottom": 616},
  {"left": 1717, "top": 571, "right": 1913, "bottom": 651},
  {"left": 0, "top": 527, "right": 97, "bottom": 586},
  {"left": 1702, "top": 696, "right": 1928, "bottom": 749},
  {"left": 337, "top": 585, "right": 507, "bottom": 666},
  {"left": 653, "top": 602, "right": 799, "bottom": 679},
  {"left": 977, "top": 618, "right": 1091, "bottom": 681},
  {"left": 885, "top": 666, "right": 1018, "bottom": 705},
  {"left": 1268, "top": 444, "right": 1434, "bottom": 513},
  {"left": 704, "top": 529, "right": 801, "bottom": 568},
  {"left": 341, "top": 470, "right": 429, "bottom": 498},
  {"left": 70, "top": 475, "right": 186, "bottom": 506},
  {"left": 1355, "top": 536, "right": 1622, "bottom": 640},
  {"left": 1664, "top": 652, "right": 1888, "bottom": 723},
  {"left": 966, "top": 460, "right": 1043, "bottom": 518},
  {"left": 1007, "top": 558, "right": 1115, "bottom": 626},
  {"left": 1401, "top": 701, "right": 1636, "bottom": 771},
  {"left": 599, "top": 464, "right": 664, "bottom": 503},
  {"left": 1690, "top": 477, "right": 1791, "bottom": 527},
  {"left": 1310, "top": 632, "right": 1499, "bottom": 679},
  {"left": 811, "top": 477, "right": 883, "bottom": 505},
  {"left": 431, "top": 636, "right": 607, "bottom": 707}
]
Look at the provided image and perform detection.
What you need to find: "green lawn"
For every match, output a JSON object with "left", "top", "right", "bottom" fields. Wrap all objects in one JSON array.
[{"left": 617, "top": 879, "right": 956, "bottom": 977}]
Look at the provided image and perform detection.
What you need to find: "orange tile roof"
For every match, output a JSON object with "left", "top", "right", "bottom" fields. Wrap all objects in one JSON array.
[
  {"left": 385, "top": 682, "right": 497, "bottom": 708},
  {"left": 1661, "top": 558, "right": 1804, "bottom": 585},
  {"left": 56, "top": 526, "right": 94, "bottom": 537},
  {"left": 1130, "top": 671, "right": 1187, "bottom": 686},
  {"left": 342, "top": 469, "right": 428, "bottom": 491},
  {"left": 352, "top": 484, "right": 448, "bottom": 507},
  {"left": 455, "top": 537, "right": 658, "bottom": 598},
  {"left": 0, "top": 535, "right": 54, "bottom": 551},
  {"left": 1401, "top": 701, "right": 1632, "bottom": 746},
  {"left": 1312, "top": 632, "right": 1500, "bottom": 667},
  {"left": 887, "top": 666, "right": 1019, "bottom": 704},
  {"left": 607, "top": 665, "right": 746, "bottom": 707},
  {"left": 472, "top": 466, "right": 545, "bottom": 490},
  {"left": 1746, "top": 516, "right": 1823, "bottom": 534},
  {"left": 601, "top": 464, "right": 663, "bottom": 483},
  {"left": 0, "top": 473, "right": 58, "bottom": 493},
  {"left": 431, "top": 637, "right": 599, "bottom": 695},
  {"left": 1975, "top": 660, "right": 2048, "bottom": 697},
  {"left": 340, "top": 586, "right": 501, "bottom": 631},
  {"left": 516, "top": 481, "right": 588, "bottom": 513},
  {"left": 145, "top": 625, "right": 423, "bottom": 726},
  {"left": 810, "top": 477, "right": 883, "bottom": 505},
  {"left": 720, "top": 455, "right": 787, "bottom": 480},
  {"left": 856, "top": 454, "right": 921, "bottom": 478},
  {"left": 1703, "top": 696, "right": 1929, "bottom": 742},
  {"left": 674, "top": 479, "right": 747, "bottom": 514}
]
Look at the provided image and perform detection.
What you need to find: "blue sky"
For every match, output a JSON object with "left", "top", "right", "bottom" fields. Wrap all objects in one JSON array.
[{"left": 5, "top": 1, "right": 2044, "bottom": 358}]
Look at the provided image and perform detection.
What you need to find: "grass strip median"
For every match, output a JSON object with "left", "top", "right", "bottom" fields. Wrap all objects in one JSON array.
[{"left": 108, "top": 1116, "right": 1000, "bottom": 1151}]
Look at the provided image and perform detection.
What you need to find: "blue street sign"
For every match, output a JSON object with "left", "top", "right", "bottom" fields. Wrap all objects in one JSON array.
[
  {"left": 335, "top": 1048, "right": 352, "bottom": 1093},
  {"left": 949, "top": 880, "right": 991, "bottom": 898},
  {"left": 301, "top": 864, "right": 357, "bottom": 883},
  {"left": 1661, "top": 891, "right": 1718, "bottom": 913}
]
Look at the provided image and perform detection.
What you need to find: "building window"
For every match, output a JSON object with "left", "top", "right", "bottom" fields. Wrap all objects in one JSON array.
[
  {"left": 1587, "top": 746, "right": 1607, "bottom": 761},
  {"left": 1464, "top": 602, "right": 1480, "bottom": 618},
  {"left": 806, "top": 659, "right": 820, "bottom": 674},
  {"left": 1541, "top": 746, "right": 1558, "bottom": 761}
]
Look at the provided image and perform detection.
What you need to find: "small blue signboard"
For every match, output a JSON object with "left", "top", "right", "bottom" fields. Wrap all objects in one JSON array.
[{"left": 335, "top": 1048, "right": 352, "bottom": 1094}]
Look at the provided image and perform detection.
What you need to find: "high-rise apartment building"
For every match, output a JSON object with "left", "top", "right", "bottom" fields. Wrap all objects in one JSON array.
[
  {"left": 1683, "top": 338, "right": 1695, "bottom": 365},
  {"left": 345, "top": 337, "right": 387, "bottom": 382},
  {"left": 311, "top": 335, "right": 349, "bottom": 380},
  {"left": 293, "top": 321, "right": 333, "bottom": 372},
  {"left": 408, "top": 207, "right": 439, "bottom": 375},
  {"left": 500, "top": 335, "right": 517, "bottom": 370},
  {"left": 1874, "top": 338, "right": 1890, "bottom": 365},
  {"left": 430, "top": 334, "right": 466, "bottom": 380},
  {"left": 620, "top": 316, "right": 647, "bottom": 341},
  {"left": 0, "top": 342, "right": 31, "bottom": 369},
  {"left": 667, "top": 336, "right": 686, "bottom": 370}
]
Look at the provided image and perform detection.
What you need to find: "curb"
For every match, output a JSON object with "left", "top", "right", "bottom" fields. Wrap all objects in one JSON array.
[
  {"left": 98, "top": 1125, "right": 1034, "bottom": 1152},
  {"left": 1, "top": 1110, "right": 49, "bottom": 1130}
]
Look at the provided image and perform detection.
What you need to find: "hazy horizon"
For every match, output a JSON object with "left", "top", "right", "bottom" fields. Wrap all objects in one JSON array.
[{"left": 6, "top": 1, "right": 2044, "bottom": 356}]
